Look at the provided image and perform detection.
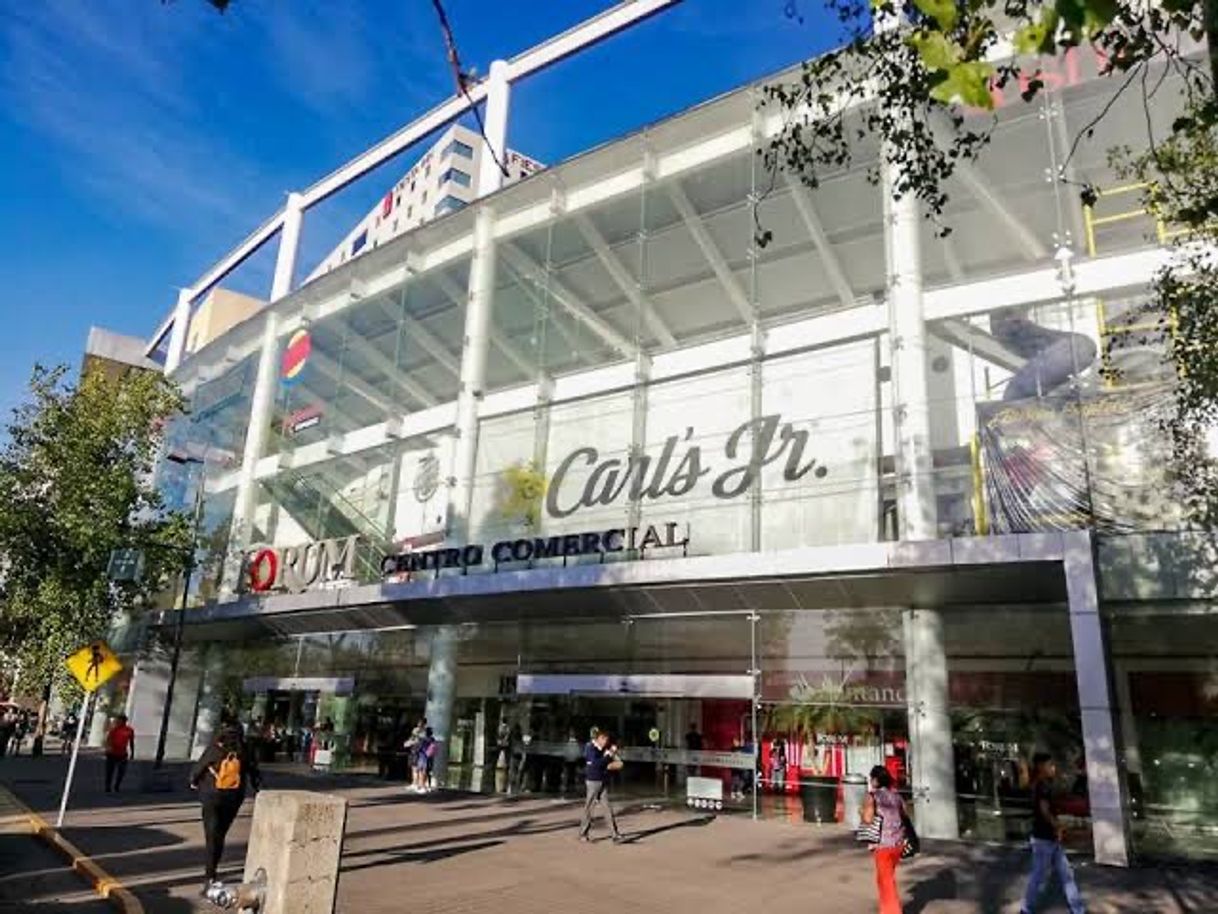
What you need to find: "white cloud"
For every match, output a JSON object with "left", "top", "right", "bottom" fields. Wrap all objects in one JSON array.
[{"left": 0, "top": 2, "right": 274, "bottom": 239}]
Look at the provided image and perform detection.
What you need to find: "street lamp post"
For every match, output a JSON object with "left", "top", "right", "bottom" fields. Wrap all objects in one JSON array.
[{"left": 152, "top": 455, "right": 205, "bottom": 770}]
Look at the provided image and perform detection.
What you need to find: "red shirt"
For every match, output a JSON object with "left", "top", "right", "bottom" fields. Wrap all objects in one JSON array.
[{"left": 106, "top": 723, "right": 134, "bottom": 757}]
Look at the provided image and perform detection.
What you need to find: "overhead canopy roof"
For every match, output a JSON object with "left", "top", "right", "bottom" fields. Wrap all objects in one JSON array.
[{"left": 167, "top": 532, "right": 1075, "bottom": 643}]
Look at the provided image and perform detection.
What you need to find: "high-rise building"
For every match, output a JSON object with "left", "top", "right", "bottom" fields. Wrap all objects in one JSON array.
[{"left": 306, "top": 123, "right": 541, "bottom": 281}]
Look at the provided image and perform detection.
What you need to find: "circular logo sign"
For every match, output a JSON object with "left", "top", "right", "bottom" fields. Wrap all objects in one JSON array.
[
  {"left": 281, "top": 329, "right": 312, "bottom": 386},
  {"left": 648, "top": 727, "right": 661, "bottom": 744},
  {"left": 248, "top": 548, "right": 278, "bottom": 592},
  {"left": 413, "top": 452, "right": 440, "bottom": 503}
]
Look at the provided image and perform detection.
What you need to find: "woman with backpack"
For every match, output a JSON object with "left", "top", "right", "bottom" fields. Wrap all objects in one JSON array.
[{"left": 190, "top": 723, "right": 261, "bottom": 896}]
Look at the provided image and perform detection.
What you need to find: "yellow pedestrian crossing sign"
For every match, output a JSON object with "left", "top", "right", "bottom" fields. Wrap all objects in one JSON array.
[{"left": 66, "top": 641, "right": 122, "bottom": 693}]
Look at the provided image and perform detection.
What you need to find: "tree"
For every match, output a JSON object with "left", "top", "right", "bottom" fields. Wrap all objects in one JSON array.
[
  {"left": 763, "top": 0, "right": 1218, "bottom": 520},
  {"left": 0, "top": 364, "right": 190, "bottom": 704}
]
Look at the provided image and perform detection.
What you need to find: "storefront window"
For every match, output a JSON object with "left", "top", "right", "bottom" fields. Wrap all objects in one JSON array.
[
  {"left": 758, "top": 604, "right": 1085, "bottom": 843},
  {"left": 1105, "top": 604, "right": 1218, "bottom": 860}
]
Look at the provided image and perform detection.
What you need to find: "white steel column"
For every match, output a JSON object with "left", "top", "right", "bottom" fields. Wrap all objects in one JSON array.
[
  {"left": 190, "top": 645, "right": 225, "bottom": 759},
  {"left": 1063, "top": 531, "right": 1130, "bottom": 866},
  {"left": 885, "top": 182, "right": 936, "bottom": 540},
  {"left": 271, "top": 192, "right": 305, "bottom": 302},
  {"left": 221, "top": 311, "right": 282, "bottom": 596},
  {"left": 875, "top": 13, "right": 955, "bottom": 830},
  {"left": 164, "top": 288, "right": 193, "bottom": 374},
  {"left": 425, "top": 625, "right": 460, "bottom": 787},
  {"left": 903, "top": 608, "right": 959, "bottom": 839},
  {"left": 447, "top": 206, "right": 496, "bottom": 540},
  {"left": 476, "top": 60, "right": 511, "bottom": 197}
]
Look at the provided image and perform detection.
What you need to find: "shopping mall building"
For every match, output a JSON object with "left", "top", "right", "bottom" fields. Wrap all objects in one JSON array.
[{"left": 95, "top": 8, "right": 1217, "bottom": 868}]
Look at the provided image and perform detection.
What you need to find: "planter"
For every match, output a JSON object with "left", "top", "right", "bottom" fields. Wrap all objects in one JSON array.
[{"left": 800, "top": 775, "right": 840, "bottom": 823}]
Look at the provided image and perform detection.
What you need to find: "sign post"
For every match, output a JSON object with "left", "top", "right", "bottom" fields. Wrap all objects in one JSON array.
[{"left": 57, "top": 641, "right": 122, "bottom": 828}]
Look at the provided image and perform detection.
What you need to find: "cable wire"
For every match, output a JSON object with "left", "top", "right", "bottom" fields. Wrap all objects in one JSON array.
[{"left": 429, "top": 0, "right": 511, "bottom": 179}]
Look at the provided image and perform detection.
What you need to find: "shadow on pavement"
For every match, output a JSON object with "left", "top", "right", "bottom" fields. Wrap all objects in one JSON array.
[
  {"left": 617, "top": 813, "right": 715, "bottom": 843},
  {"left": 0, "top": 833, "right": 112, "bottom": 913}
]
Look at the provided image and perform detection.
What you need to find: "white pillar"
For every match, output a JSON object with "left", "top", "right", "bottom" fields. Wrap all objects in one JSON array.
[
  {"left": 446, "top": 206, "right": 496, "bottom": 541},
  {"left": 221, "top": 311, "right": 282, "bottom": 596},
  {"left": 475, "top": 60, "right": 511, "bottom": 198},
  {"left": 191, "top": 645, "right": 225, "bottom": 759},
  {"left": 124, "top": 658, "right": 170, "bottom": 760},
  {"left": 1063, "top": 531, "right": 1130, "bottom": 866},
  {"left": 164, "top": 288, "right": 193, "bottom": 374},
  {"left": 271, "top": 192, "right": 305, "bottom": 302},
  {"left": 884, "top": 180, "right": 937, "bottom": 541},
  {"left": 904, "top": 608, "right": 959, "bottom": 839},
  {"left": 86, "top": 687, "right": 114, "bottom": 748},
  {"left": 879, "top": 61, "right": 954, "bottom": 836},
  {"left": 424, "top": 625, "right": 460, "bottom": 787}
]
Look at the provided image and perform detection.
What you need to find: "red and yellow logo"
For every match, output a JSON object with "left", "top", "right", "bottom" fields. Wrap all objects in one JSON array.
[{"left": 281, "top": 329, "right": 311, "bottom": 385}]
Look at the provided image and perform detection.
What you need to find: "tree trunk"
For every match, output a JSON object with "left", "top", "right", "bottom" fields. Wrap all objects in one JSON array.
[
  {"left": 1207, "top": 0, "right": 1218, "bottom": 92},
  {"left": 31, "top": 679, "right": 52, "bottom": 757}
]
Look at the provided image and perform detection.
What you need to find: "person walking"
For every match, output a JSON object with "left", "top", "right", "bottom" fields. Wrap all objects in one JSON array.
[
  {"left": 860, "top": 765, "right": 908, "bottom": 914},
  {"left": 11, "top": 712, "right": 28, "bottom": 756},
  {"left": 412, "top": 726, "right": 436, "bottom": 793},
  {"left": 1020, "top": 752, "right": 1086, "bottom": 914},
  {"left": 578, "top": 730, "right": 624, "bottom": 843},
  {"left": 190, "top": 723, "right": 261, "bottom": 896},
  {"left": 404, "top": 717, "right": 427, "bottom": 793},
  {"left": 103, "top": 714, "right": 135, "bottom": 793},
  {"left": 0, "top": 710, "right": 15, "bottom": 757},
  {"left": 561, "top": 729, "right": 581, "bottom": 797},
  {"left": 769, "top": 735, "right": 788, "bottom": 793},
  {"left": 60, "top": 711, "right": 79, "bottom": 755}
]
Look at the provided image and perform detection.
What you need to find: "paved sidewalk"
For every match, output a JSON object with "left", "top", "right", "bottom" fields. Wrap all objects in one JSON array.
[
  {"left": 0, "top": 781, "right": 111, "bottom": 913},
  {"left": 3, "top": 752, "right": 1216, "bottom": 913}
]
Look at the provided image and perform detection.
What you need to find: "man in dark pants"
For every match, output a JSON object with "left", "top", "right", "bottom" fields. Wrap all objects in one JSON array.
[
  {"left": 578, "top": 730, "right": 623, "bottom": 843},
  {"left": 103, "top": 714, "right": 135, "bottom": 793},
  {"left": 190, "top": 723, "right": 261, "bottom": 896}
]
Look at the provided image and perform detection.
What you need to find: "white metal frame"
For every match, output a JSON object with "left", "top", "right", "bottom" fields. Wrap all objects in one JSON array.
[{"left": 149, "top": 0, "right": 681, "bottom": 368}]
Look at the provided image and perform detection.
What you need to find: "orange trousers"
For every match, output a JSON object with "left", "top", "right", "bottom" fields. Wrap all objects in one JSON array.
[{"left": 873, "top": 846, "right": 902, "bottom": 914}]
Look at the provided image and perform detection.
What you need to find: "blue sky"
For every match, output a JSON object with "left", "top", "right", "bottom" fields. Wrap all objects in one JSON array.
[{"left": 0, "top": 0, "right": 833, "bottom": 421}]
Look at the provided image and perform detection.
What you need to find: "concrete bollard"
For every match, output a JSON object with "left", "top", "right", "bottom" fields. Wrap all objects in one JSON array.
[{"left": 242, "top": 790, "right": 347, "bottom": 914}]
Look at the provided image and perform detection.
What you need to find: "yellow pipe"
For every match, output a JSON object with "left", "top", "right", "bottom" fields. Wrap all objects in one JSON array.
[{"left": 970, "top": 433, "right": 989, "bottom": 536}]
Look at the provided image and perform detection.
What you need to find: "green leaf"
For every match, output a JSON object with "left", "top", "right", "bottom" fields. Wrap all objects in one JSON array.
[
  {"left": 1015, "top": 9, "right": 1060, "bottom": 55},
  {"left": 911, "top": 31, "right": 963, "bottom": 71},
  {"left": 1081, "top": 0, "right": 1119, "bottom": 34},
  {"left": 1055, "top": 0, "right": 1087, "bottom": 30},
  {"left": 930, "top": 60, "right": 996, "bottom": 108},
  {"left": 914, "top": 0, "right": 958, "bottom": 30}
]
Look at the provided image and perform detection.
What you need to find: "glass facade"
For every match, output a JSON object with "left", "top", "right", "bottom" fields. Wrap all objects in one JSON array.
[{"left": 127, "top": 52, "right": 1216, "bottom": 864}]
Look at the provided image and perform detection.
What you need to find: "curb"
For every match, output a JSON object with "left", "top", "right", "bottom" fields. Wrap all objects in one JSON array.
[{"left": 0, "top": 784, "right": 144, "bottom": 914}]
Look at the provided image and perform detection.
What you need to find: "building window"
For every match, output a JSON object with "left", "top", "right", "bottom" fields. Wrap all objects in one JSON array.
[
  {"left": 434, "top": 195, "right": 467, "bottom": 216},
  {"left": 440, "top": 167, "right": 472, "bottom": 188},
  {"left": 410, "top": 181, "right": 416, "bottom": 192},
  {"left": 444, "top": 139, "right": 474, "bottom": 159},
  {"left": 422, "top": 191, "right": 428, "bottom": 203},
  {"left": 352, "top": 230, "right": 367, "bottom": 255},
  {"left": 407, "top": 206, "right": 413, "bottom": 218},
  {"left": 393, "top": 219, "right": 399, "bottom": 232}
]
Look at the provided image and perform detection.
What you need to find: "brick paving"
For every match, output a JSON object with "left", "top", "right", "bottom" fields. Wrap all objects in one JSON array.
[{"left": 2, "top": 751, "right": 1216, "bottom": 914}]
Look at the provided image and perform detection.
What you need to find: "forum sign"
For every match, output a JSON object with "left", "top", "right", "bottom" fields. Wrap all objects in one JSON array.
[{"left": 244, "top": 534, "right": 361, "bottom": 594}]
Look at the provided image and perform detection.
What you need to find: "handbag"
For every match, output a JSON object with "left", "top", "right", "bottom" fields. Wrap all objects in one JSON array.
[
  {"left": 900, "top": 809, "right": 920, "bottom": 859},
  {"left": 855, "top": 813, "right": 882, "bottom": 845}
]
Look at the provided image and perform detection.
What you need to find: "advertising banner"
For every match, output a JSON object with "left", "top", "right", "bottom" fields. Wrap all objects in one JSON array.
[
  {"left": 978, "top": 384, "right": 1185, "bottom": 534},
  {"left": 469, "top": 339, "right": 880, "bottom": 556}
]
